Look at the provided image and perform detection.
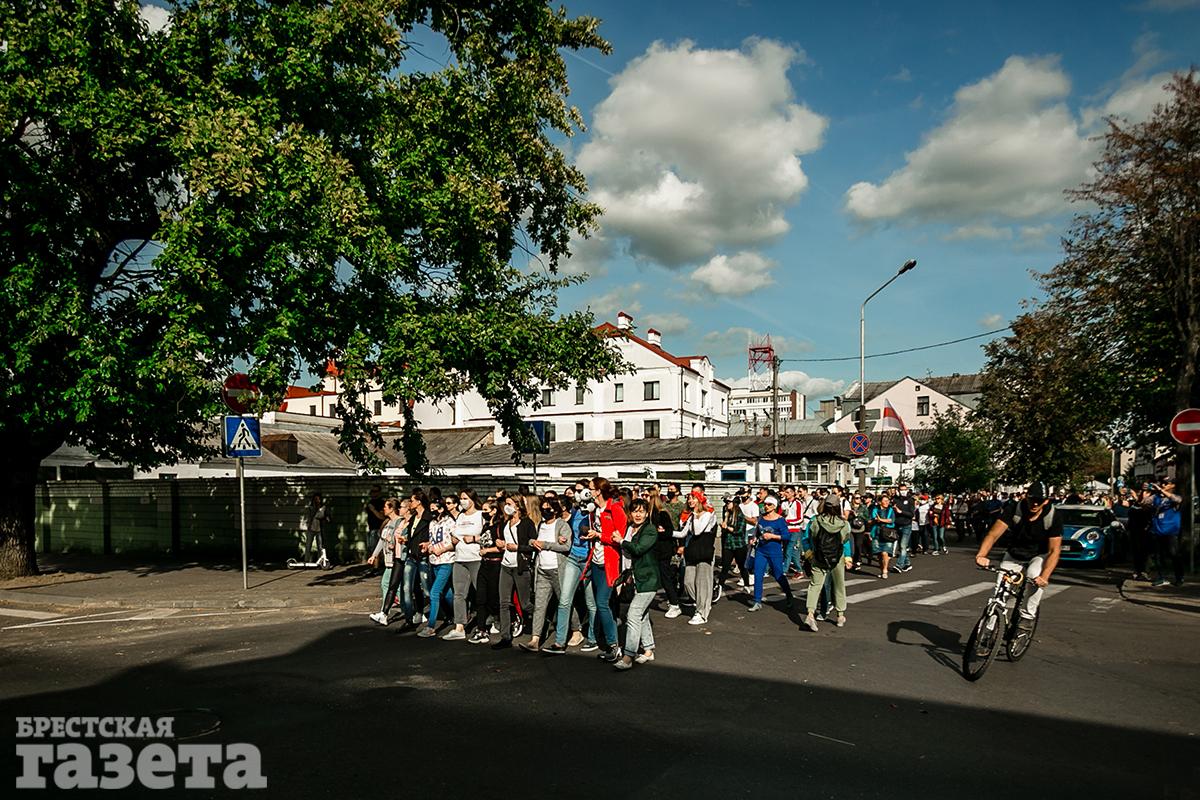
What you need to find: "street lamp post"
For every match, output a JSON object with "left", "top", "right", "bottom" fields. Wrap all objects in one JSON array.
[{"left": 858, "top": 259, "right": 917, "bottom": 492}]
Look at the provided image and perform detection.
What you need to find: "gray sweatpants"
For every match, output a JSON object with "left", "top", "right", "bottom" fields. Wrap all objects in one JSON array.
[
  {"left": 452, "top": 560, "right": 481, "bottom": 626},
  {"left": 684, "top": 561, "right": 714, "bottom": 619},
  {"left": 531, "top": 567, "right": 560, "bottom": 640}
]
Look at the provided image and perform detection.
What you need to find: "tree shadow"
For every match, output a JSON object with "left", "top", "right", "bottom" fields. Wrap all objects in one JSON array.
[{"left": 2, "top": 625, "right": 1196, "bottom": 799}]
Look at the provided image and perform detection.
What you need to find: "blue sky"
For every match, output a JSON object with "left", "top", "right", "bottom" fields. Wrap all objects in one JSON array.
[{"left": 535, "top": 0, "right": 1200, "bottom": 406}]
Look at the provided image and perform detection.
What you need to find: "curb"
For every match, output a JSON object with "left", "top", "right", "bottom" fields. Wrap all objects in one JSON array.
[
  {"left": 1117, "top": 578, "right": 1200, "bottom": 617},
  {"left": 0, "top": 588, "right": 375, "bottom": 612}
]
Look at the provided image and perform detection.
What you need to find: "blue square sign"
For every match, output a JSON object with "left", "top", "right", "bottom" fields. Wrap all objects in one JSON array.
[{"left": 224, "top": 416, "right": 262, "bottom": 458}]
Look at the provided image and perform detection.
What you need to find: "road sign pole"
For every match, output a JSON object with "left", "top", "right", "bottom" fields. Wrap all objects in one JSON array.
[
  {"left": 238, "top": 455, "right": 248, "bottom": 590},
  {"left": 533, "top": 451, "right": 538, "bottom": 495},
  {"left": 1191, "top": 445, "right": 1196, "bottom": 575}
]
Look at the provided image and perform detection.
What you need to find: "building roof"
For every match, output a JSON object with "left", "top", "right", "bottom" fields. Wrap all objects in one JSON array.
[
  {"left": 841, "top": 373, "right": 982, "bottom": 407},
  {"left": 595, "top": 322, "right": 706, "bottom": 376},
  {"left": 380, "top": 426, "right": 494, "bottom": 468}
]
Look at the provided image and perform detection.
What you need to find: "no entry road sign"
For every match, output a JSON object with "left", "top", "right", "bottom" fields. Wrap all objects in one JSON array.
[{"left": 1170, "top": 408, "right": 1200, "bottom": 446}]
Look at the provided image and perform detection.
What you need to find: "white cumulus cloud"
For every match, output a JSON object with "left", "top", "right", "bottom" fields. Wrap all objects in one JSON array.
[
  {"left": 845, "top": 56, "right": 1095, "bottom": 224},
  {"left": 690, "top": 252, "right": 776, "bottom": 296},
  {"left": 577, "top": 38, "right": 828, "bottom": 270},
  {"left": 700, "top": 326, "right": 814, "bottom": 360},
  {"left": 139, "top": 3, "right": 171, "bottom": 33},
  {"left": 943, "top": 224, "right": 1013, "bottom": 242},
  {"left": 582, "top": 284, "right": 693, "bottom": 338},
  {"left": 1082, "top": 72, "right": 1174, "bottom": 130},
  {"left": 978, "top": 313, "right": 1005, "bottom": 328},
  {"left": 723, "top": 371, "right": 845, "bottom": 398}
]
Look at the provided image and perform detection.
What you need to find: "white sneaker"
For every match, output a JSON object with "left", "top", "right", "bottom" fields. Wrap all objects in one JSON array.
[
  {"left": 664, "top": 605, "right": 683, "bottom": 619},
  {"left": 369, "top": 612, "right": 388, "bottom": 626},
  {"left": 688, "top": 614, "right": 706, "bottom": 626},
  {"left": 442, "top": 629, "right": 466, "bottom": 641},
  {"left": 635, "top": 650, "right": 656, "bottom": 664},
  {"left": 489, "top": 623, "right": 500, "bottom": 635}
]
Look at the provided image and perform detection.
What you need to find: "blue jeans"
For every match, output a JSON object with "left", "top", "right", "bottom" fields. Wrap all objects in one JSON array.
[
  {"left": 427, "top": 564, "right": 454, "bottom": 628},
  {"left": 931, "top": 526, "right": 946, "bottom": 551},
  {"left": 783, "top": 533, "right": 806, "bottom": 574},
  {"left": 403, "top": 559, "right": 431, "bottom": 621},
  {"left": 590, "top": 566, "right": 618, "bottom": 649},
  {"left": 555, "top": 557, "right": 597, "bottom": 646},
  {"left": 753, "top": 547, "right": 792, "bottom": 603},
  {"left": 895, "top": 528, "right": 912, "bottom": 568}
]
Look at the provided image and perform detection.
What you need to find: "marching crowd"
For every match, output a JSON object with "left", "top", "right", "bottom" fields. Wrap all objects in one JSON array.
[
  {"left": 355, "top": 476, "right": 1185, "bottom": 669},
  {"left": 357, "top": 479, "right": 1018, "bottom": 668}
]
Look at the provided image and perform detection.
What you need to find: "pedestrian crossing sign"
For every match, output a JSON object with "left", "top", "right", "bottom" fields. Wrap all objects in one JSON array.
[{"left": 224, "top": 416, "right": 262, "bottom": 458}]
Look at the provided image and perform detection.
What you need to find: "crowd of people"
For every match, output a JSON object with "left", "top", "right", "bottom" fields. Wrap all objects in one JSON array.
[{"left": 357, "top": 476, "right": 1187, "bottom": 668}]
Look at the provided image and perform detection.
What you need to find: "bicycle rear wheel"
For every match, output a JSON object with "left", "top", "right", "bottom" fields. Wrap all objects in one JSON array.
[
  {"left": 962, "top": 607, "right": 1004, "bottom": 682},
  {"left": 1005, "top": 609, "right": 1039, "bottom": 661}
]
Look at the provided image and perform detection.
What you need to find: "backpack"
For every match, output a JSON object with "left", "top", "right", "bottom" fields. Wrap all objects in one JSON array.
[
  {"left": 812, "top": 518, "right": 845, "bottom": 570},
  {"left": 1152, "top": 498, "right": 1181, "bottom": 536}
]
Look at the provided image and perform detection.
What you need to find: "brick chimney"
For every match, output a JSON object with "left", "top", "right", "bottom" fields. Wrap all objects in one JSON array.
[
  {"left": 646, "top": 328, "right": 661, "bottom": 346},
  {"left": 616, "top": 310, "right": 633, "bottom": 331},
  {"left": 261, "top": 433, "right": 300, "bottom": 464}
]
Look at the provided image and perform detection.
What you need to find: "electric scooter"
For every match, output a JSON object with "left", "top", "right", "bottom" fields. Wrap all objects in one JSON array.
[{"left": 287, "top": 530, "right": 332, "bottom": 570}]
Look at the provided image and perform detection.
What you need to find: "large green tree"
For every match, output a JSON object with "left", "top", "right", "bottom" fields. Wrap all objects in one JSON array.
[
  {"left": 0, "top": 0, "right": 624, "bottom": 577},
  {"left": 912, "top": 405, "right": 995, "bottom": 494},
  {"left": 978, "top": 72, "right": 1199, "bottom": 492}
]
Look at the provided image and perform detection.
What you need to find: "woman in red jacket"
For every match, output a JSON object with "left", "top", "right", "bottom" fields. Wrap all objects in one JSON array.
[{"left": 586, "top": 476, "right": 626, "bottom": 663}]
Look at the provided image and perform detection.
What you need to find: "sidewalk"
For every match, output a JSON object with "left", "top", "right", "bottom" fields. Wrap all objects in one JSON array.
[
  {"left": 0, "top": 554, "right": 381, "bottom": 611},
  {"left": 1119, "top": 575, "right": 1200, "bottom": 616}
]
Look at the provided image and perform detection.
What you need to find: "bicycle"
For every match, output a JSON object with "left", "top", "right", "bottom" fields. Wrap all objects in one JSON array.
[{"left": 961, "top": 563, "right": 1040, "bottom": 681}]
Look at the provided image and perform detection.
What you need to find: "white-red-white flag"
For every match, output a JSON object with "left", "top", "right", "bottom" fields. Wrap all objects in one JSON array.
[{"left": 878, "top": 399, "right": 917, "bottom": 458}]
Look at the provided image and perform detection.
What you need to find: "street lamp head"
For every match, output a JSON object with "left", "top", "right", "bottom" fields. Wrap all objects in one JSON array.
[{"left": 899, "top": 259, "right": 917, "bottom": 275}]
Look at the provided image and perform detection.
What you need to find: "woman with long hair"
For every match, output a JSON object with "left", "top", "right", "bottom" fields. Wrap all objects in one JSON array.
[
  {"left": 492, "top": 495, "right": 534, "bottom": 649},
  {"left": 445, "top": 488, "right": 484, "bottom": 641},
  {"left": 586, "top": 476, "right": 626, "bottom": 663},
  {"left": 417, "top": 497, "right": 456, "bottom": 637},
  {"left": 870, "top": 494, "right": 897, "bottom": 579},
  {"left": 614, "top": 498, "right": 660, "bottom": 670},
  {"left": 521, "top": 497, "right": 571, "bottom": 652}
]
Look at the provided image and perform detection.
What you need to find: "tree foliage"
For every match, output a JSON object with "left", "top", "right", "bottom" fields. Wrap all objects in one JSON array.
[
  {"left": 0, "top": 0, "right": 625, "bottom": 576},
  {"left": 912, "top": 405, "right": 995, "bottom": 494},
  {"left": 978, "top": 72, "right": 1199, "bottom": 489}
]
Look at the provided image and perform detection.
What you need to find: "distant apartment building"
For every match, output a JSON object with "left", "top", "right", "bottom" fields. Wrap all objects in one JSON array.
[
  {"left": 822, "top": 373, "right": 983, "bottom": 433},
  {"left": 729, "top": 387, "right": 806, "bottom": 435},
  {"left": 286, "top": 312, "right": 731, "bottom": 443}
]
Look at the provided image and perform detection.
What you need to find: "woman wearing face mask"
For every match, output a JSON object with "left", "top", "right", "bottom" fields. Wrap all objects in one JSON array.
[
  {"left": 650, "top": 489, "right": 682, "bottom": 619},
  {"left": 444, "top": 489, "right": 484, "bottom": 641},
  {"left": 469, "top": 499, "right": 504, "bottom": 644},
  {"left": 521, "top": 498, "right": 571, "bottom": 651},
  {"left": 417, "top": 498, "right": 456, "bottom": 637},
  {"left": 870, "top": 494, "right": 898, "bottom": 579},
  {"left": 585, "top": 477, "right": 626, "bottom": 663},
  {"left": 543, "top": 491, "right": 600, "bottom": 655},
  {"left": 492, "top": 496, "right": 535, "bottom": 650},
  {"left": 614, "top": 498, "right": 661, "bottom": 670}
]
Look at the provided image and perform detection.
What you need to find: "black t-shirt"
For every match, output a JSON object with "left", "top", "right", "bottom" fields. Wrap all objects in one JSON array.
[
  {"left": 366, "top": 497, "right": 386, "bottom": 531},
  {"left": 1000, "top": 503, "right": 1063, "bottom": 561}
]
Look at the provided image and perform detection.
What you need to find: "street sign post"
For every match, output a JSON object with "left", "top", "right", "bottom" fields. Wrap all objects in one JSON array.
[
  {"left": 1170, "top": 408, "right": 1200, "bottom": 574},
  {"left": 521, "top": 421, "right": 550, "bottom": 494},
  {"left": 224, "top": 415, "right": 262, "bottom": 590}
]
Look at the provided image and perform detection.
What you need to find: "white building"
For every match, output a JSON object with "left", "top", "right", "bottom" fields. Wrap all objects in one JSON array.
[
  {"left": 824, "top": 374, "right": 982, "bottom": 434},
  {"left": 729, "top": 387, "right": 806, "bottom": 434},
  {"left": 293, "top": 312, "right": 731, "bottom": 443}
]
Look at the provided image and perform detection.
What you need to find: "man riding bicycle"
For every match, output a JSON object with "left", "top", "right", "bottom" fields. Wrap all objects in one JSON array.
[{"left": 974, "top": 481, "right": 1063, "bottom": 631}]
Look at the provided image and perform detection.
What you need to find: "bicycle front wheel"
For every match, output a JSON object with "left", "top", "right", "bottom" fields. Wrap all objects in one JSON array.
[
  {"left": 1005, "top": 609, "right": 1039, "bottom": 662},
  {"left": 962, "top": 607, "right": 1004, "bottom": 682}
]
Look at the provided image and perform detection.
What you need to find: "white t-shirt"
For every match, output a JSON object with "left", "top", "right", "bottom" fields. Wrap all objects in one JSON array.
[
  {"left": 590, "top": 510, "right": 605, "bottom": 565},
  {"left": 454, "top": 510, "right": 483, "bottom": 562},
  {"left": 536, "top": 521, "right": 559, "bottom": 570},
  {"left": 428, "top": 517, "right": 455, "bottom": 566},
  {"left": 739, "top": 501, "right": 759, "bottom": 534},
  {"left": 501, "top": 521, "right": 520, "bottom": 568}
]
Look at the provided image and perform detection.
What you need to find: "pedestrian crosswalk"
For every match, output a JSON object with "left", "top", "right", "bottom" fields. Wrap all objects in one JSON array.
[{"left": 750, "top": 574, "right": 1079, "bottom": 611}]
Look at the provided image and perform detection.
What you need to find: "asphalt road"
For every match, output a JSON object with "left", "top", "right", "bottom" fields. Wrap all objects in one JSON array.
[{"left": 3, "top": 548, "right": 1199, "bottom": 799}]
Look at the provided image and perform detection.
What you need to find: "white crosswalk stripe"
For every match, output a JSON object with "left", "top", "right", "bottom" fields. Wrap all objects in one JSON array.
[
  {"left": 846, "top": 580, "right": 938, "bottom": 605},
  {"left": 0, "top": 607, "right": 61, "bottom": 620},
  {"left": 912, "top": 582, "right": 995, "bottom": 606}
]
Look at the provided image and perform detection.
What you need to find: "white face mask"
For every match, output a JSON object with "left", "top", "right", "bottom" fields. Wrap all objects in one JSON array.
[
  {"left": 459, "top": 499, "right": 470, "bottom": 511},
  {"left": 504, "top": 504, "right": 516, "bottom": 516}
]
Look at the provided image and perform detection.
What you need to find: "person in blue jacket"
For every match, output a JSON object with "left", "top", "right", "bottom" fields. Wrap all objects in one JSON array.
[{"left": 747, "top": 496, "right": 795, "bottom": 612}]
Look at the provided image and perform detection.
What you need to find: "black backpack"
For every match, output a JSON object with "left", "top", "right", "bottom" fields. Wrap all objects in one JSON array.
[{"left": 812, "top": 519, "right": 844, "bottom": 570}]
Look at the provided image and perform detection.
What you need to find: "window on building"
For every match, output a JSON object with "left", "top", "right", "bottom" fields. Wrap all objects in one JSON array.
[
  {"left": 614, "top": 383, "right": 624, "bottom": 403},
  {"left": 701, "top": 389, "right": 707, "bottom": 408},
  {"left": 547, "top": 422, "right": 556, "bottom": 443},
  {"left": 575, "top": 422, "right": 584, "bottom": 441},
  {"left": 614, "top": 421, "right": 623, "bottom": 440},
  {"left": 541, "top": 389, "right": 554, "bottom": 407},
  {"left": 690, "top": 422, "right": 696, "bottom": 437},
  {"left": 644, "top": 419, "right": 660, "bottom": 439},
  {"left": 917, "top": 395, "right": 930, "bottom": 416},
  {"left": 643, "top": 381, "right": 660, "bottom": 401},
  {"left": 309, "top": 405, "right": 316, "bottom": 416},
  {"left": 373, "top": 399, "right": 382, "bottom": 416},
  {"left": 683, "top": 382, "right": 691, "bottom": 403},
  {"left": 575, "top": 385, "right": 585, "bottom": 405}
]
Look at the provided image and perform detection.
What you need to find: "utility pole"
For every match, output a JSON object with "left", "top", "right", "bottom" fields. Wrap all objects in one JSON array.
[{"left": 771, "top": 355, "right": 781, "bottom": 485}]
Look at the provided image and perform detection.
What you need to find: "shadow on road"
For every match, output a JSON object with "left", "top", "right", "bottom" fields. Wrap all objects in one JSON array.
[
  {"left": 3, "top": 623, "right": 1197, "bottom": 799},
  {"left": 886, "top": 618, "right": 965, "bottom": 675}
]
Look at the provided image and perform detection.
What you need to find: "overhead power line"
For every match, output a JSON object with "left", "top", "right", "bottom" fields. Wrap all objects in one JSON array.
[{"left": 781, "top": 327, "right": 1012, "bottom": 364}]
